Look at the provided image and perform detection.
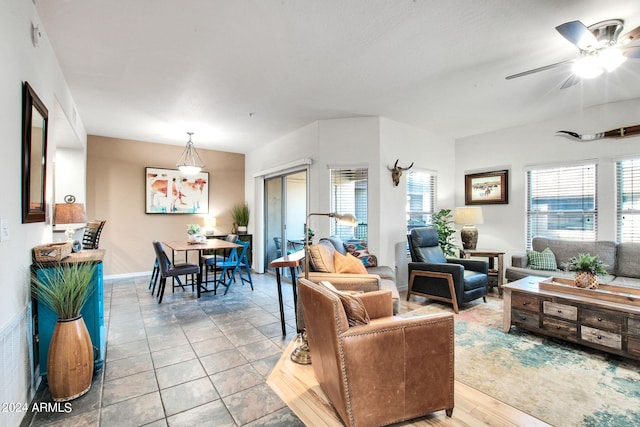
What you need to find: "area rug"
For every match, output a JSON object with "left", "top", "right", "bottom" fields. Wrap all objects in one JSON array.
[{"left": 403, "top": 298, "right": 640, "bottom": 427}]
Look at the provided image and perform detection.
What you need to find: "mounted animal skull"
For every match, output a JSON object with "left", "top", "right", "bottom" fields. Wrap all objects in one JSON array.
[{"left": 388, "top": 159, "right": 414, "bottom": 186}]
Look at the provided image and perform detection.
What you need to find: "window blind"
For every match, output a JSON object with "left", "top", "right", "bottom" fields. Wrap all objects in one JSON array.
[
  {"left": 406, "top": 170, "right": 436, "bottom": 233},
  {"left": 616, "top": 158, "right": 640, "bottom": 242},
  {"left": 526, "top": 163, "right": 597, "bottom": 248},
  {"left": 330, "top": 168, "right": 368, "bottom": 241}
]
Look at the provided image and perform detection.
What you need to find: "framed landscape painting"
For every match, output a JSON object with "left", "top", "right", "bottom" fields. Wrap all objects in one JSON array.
[
  {"left": 145, "top": 167, "right": 209, "bottom": 214},
  {"left": 465, "top": 170, "right": 508, "bottom": 205}
]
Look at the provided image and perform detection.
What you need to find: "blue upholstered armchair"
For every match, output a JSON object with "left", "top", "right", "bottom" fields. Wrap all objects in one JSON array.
[{"left": 407, "top": 227, "right": 488, "bottom": 313}]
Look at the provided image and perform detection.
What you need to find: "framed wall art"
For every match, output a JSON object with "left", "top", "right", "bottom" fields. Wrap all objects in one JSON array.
[
  {"left": 145, "top": 167, "right": 209, "bottom": 214},
  {"left": 465, "top": 170, "right": 508, "bottom": 205}
]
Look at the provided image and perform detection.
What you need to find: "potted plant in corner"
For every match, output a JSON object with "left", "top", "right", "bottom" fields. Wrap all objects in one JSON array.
[
  {"left": 563, "top": 253, "right": 608, "bottom": 289},
  {"left": 231, "top": 203, "right": 250, "bottom": 234},
  {"left": 431, "top": 208, "right": 458, "bottom": 257},
  {"left": 31, "top": 261, "right": 97, "bottom": 402}
]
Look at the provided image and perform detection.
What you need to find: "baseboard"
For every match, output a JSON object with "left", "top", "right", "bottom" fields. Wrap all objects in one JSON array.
[{"left": 104, "top": 271, "right": 151, "bottom": 280}]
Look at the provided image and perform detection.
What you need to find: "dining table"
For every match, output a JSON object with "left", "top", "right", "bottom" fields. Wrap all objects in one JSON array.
[{"left": 162, "top": 239, "right": 242, "bottom": 298}]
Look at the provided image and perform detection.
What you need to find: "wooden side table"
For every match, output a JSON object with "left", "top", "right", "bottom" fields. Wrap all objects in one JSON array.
[
  {"left": 269, "top": 250, "right": 305, "bottom": 336},
  {"left": 461, "top": 249, "right": 505, "bottom": 295}
]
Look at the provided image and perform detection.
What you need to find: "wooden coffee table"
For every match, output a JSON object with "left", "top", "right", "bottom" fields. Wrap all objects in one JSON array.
[{"left": 503, "top": 276, "right": 640, "bottom": 360}]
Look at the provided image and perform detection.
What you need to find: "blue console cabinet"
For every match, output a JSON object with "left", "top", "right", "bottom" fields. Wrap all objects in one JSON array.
[{"left": 33, "top": 250, "right": 106, "bottom": 377}]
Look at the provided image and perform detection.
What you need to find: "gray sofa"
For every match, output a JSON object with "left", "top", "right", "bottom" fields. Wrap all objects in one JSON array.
[
  {"left": 506, "top": 236, "right": 640, "bottom": 288},
  {"left": 306, "top": 236, "right": 400, "bottom": 314}
]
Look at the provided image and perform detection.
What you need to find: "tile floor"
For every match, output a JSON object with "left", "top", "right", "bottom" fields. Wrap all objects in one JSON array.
[{"left": 23, "top": 272, "right": 307, "bottom": 427}]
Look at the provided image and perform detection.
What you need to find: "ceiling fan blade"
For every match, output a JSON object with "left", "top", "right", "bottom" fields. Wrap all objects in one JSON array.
[
  {"left": 556, "top": 20, "right": 598, "bottom": 49},
  {"left": 619, "top": 24, "right": 640, "bottom": 45},
  {"left": 560, "top": 74, "right": 581, "bottom": 89},
  {"left": 622, "top": 45, "right": 640, "bottom": 58},
  {"left": 505, "top": 59, "right": 574, "bottom": 80}
]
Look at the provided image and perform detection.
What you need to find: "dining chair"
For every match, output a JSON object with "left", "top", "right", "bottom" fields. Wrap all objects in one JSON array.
[
  {"left": 274, "top": 236, "right": 283, "bottom": 259},
  {"left": 148, "top": 258, "right": 185, "bottom": 295},
  {"left": 214, "top": 240, "right": 253, "bottom": 295},
  {"left": 201, "top": 234, "right": 239, "bottom": 287},
  {"left": 152, "top": 241, "right": 200, "bottom": 303},
  {"left": 82, "top": 220, "right": 106, "bottom": 249}
]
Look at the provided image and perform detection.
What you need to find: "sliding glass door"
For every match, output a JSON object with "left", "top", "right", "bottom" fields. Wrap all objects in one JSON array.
[{"left": 264, "top": 170, "right": 307, "bottom": 268}]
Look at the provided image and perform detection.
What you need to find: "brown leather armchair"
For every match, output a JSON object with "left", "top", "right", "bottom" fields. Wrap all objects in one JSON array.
[{"left": 298, "top": 278, "right": 454, "bottom": 427}]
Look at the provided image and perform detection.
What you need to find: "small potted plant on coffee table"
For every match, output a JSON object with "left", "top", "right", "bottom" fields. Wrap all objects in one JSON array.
[{"left": 563, "top": 253, "right": 608, "bottom": 289}]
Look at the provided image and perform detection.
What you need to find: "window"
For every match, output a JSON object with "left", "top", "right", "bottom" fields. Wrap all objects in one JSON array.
[
  {"left": 406, "top": 170, "right": 436, "bottom": 234},
  {"left": 526, "top": 163, "right": 597, "bottom": 247},
  {"left": 616, "top": 158, "right": 640, "bottom": 242},
  {"left": 330, "top": 168, "right": 368, "bottom": 241}
]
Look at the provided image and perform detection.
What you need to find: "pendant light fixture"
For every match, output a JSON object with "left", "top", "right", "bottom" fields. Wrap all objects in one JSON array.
[{"left": 176, "top": 132, "right": 205, "bottom": 175}]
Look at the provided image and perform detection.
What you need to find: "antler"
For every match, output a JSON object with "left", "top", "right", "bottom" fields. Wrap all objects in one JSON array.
[
  {"left": 556, "top": 125, "right": 640, "bottom": 142},
  {"left": 388, "top": 159, "right": 399, "bottom": 171},
  {"left": 399, "top": 162, "right": 414, "bottom": 171}
]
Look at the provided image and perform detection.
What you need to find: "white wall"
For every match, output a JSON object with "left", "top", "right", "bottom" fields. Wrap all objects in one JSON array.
[
  {"left": 0, "top": 1, "right": 86, "bottom": 425},
  {"left": 54, "top": 148, "right": 86, "bottom": 205},
  {"left": 455, "top": 97, "right": 640, "bottom": 268},
  {"left": 245, "top": 116, "right": 456, "bottom": 290},
  {"left": 379, "top": 118, "right": 456, "bottom": 289}
]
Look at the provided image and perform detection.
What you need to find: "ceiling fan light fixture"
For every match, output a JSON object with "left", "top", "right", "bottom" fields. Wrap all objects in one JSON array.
[
  {"left": 572, "top": 55, "right": 603, "bottom": 79},
  {"left": 176, "top": 131, "right": 205, "bottom": 175},
  {"left": 599, "top": 48, "right": 627, "bottom": 72}
]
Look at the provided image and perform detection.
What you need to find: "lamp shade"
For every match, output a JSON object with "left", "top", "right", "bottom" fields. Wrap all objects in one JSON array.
[
  {"left": 54, "top": 203, "right": 87, "bottom": 225},
  {"left": 454, "top": 207, "right": 484, "bottom": 225},
  {"left": 204, "top": 216, "right": 217, "bottom": 228},
  {"left": 332, "top": 213, "right": 358, "bottom": 227},
  {"left": 176, "top": 132, "right": 204, "bottom": 175}
]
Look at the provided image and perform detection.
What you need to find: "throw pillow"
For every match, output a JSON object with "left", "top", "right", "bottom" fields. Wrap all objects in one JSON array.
[
  {"left": 343, "top": 240, "right": 378, "bottom": 267},
  {"left": 344, "top": 239, "right": 368, "bottom": 253},
  {"left": 527, "top": 247, "right": 558, "bottom": 271},
  {"left": 352, "top": 249, "right": 378, "bottom": 268},
  {"left": 308, "top": 241, "right": 335, "bottom": 273},
  {"left": 318, "top": 281, "right": 370, "bottom": 327},
  {"left": 333, "top": 251, "right": 368, "bottom": 274}
]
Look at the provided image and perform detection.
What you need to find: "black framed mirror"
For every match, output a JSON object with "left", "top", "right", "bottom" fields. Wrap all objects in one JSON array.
[{"left": 22, "top": 82, "right": 48, "bottom": 223}]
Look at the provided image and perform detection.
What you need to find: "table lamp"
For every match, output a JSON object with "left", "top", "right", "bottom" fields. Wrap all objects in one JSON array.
[
  {"left": 454, "top": 207, "right": 483, "bottom": 250},
  {"left": 54, "top": 195, "right": 87, "bottom": 241},
  {"left": 204, "top": 216, "right": 217, "bottom": 236}
]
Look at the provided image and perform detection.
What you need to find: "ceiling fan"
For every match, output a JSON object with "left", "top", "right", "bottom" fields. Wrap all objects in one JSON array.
[{"left": 506, "top": 19, "right": 640, "bottom": 88}]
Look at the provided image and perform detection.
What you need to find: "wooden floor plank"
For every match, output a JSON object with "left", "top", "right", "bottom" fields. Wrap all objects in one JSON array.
[{"left": 267, "top": 339, "right": 550, "bottom": 427}]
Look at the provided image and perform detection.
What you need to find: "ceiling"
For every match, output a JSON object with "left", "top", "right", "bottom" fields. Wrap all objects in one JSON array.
[{"left": 35, "top": 0, "right": 640, "bottom": 153}]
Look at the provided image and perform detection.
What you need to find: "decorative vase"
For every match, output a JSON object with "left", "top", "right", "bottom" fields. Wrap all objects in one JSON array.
[
  {"left": 47, "top": 316, "right": 93, "bottom": 402},
  {"left": 238, "top": 225, "right": 247, "bottom": 234},
  {"left": 575, "top": 271, "right": 598, "bottom": 289}
]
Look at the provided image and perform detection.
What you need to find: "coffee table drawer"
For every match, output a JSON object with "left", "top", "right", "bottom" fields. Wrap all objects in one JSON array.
[
  {"left": 628, "top": 336, "right": 640, "bottom": 356},
  {"left": 543, "top": 317, "right": 577, "bottom": 341},
  {"left": 512, "top": 308, "right": 539, "bottom": 329},
  {"left": 581, "top": 326, "right": 622, "bottom": 350},
  {"left": 581, "top": 308, "right": 623, "bottom": 333},
  {"left": 629, "top": 318, "right": 640, "bottom": 336},
  {"left": 511, "top": 293, "right": 540, "bottom": 313},
  {"left": 543, "top": 301, "right": 577, "bottom": 321}
]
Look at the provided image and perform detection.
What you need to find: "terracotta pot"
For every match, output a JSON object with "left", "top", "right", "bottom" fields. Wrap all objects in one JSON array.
[{"left": 47, "top": 316, "right": 93, "bottom": 402}]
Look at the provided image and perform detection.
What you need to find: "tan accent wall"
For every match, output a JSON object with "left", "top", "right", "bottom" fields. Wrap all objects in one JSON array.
[{"left": 86, "top": 135, "right": 245, "bottom": 275}]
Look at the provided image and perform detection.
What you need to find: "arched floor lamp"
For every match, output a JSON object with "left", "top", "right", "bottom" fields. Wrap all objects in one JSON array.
[{"left": 291, "top": 212, "right": 358, "bottom": 364}]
